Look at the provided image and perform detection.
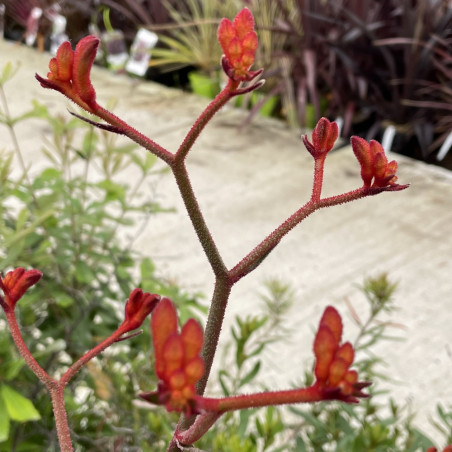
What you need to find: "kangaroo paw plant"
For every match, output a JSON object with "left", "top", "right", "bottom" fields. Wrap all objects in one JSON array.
[{"left": 2, "top": 6, "right": 435, "bottom": 452}]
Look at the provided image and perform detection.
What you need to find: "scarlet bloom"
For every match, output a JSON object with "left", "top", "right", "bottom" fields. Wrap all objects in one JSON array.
[
  {"left": 0, "top": 268, "right": 43, "bottom": 311},
  {"left": 218, "top": 8, "right": 261, "bottom": 82},
  {"left": 351, "top": 136, "right": 408, "bottom": 191},
  {"left": 140, "top": 298, "right": 204, "bottom": 415},
  {"left": 303, "top": 117, "right": 339, "bottom": 159},
  {"left": 35, "top": 36, "right": 99, "bottom": 112},
  {"left": 427, "top": 447, "right": 452, "bottom": 452},
  {"left": 313, "top": 306, "right": 370, "bottom": 403},
  {"left": 120, "top": 288, "right": 161, "bottom": 333}
]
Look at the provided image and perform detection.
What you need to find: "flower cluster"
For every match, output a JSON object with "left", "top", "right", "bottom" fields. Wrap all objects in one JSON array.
[
  {"left": 141, "top": 298, "right": 204, "bottom": 415},
  {"left": 0, "top": 268, "right": 42, "bottom": 311},
  {"left": 218, "top": 8, "right": 261, "bottom": 83},
  {"left": 351, "top": 136, "right": 406, "bottom": 190},
  {"left": 35, "top": 36, "right": 99, "bottom": 112},
  {"left": 313, "top": 306, "right": 370, "bottom": 403}
]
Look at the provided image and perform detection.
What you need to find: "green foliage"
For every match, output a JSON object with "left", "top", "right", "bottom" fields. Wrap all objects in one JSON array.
[
  {"left": 149, "top": 0, "right": 240, "bottom": 74},
  {"left": 0, "top": 64, "right": 203, "bottom": 450},
  {"left": 280, "top": 274, "right": 441, "bottom": 452},
  {"left": 192, "top": 275, "right": 450, "bottom": 452}
]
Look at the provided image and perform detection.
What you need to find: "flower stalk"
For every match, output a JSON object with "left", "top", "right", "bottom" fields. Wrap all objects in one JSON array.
[{"left": 0, "top": 5, "right": 411, "bottom": 451}]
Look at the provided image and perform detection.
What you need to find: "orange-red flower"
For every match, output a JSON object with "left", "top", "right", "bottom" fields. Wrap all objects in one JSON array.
[
  {"left": 140, "top": 298, "right": 204, "bottom": 415},
  {"left": 427, "top": 447, "right": 452, "bottom": 452},
  {"left": 313, "top": 306, "right": 370, "bottom": 403},
  {"left": 35, "top": 36, "right": 99, "bottom": 112},
  {"left": 218, "top": 8, "right": 260, "bottom": 82},
  {"left": 303, "top": 117, "right": 339, "bottom": 159},
  {"left": 0, "top": 268, "right": 42, "bottom": 311},
  {"left": 351, "top": 136, "right": 408, "bottom": 191},
  {"left": 120, "top": 288, "right": 160, "bottom": 333}
]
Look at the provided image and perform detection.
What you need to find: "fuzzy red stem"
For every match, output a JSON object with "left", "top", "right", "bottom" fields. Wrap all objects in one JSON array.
[
  {"left": 3, "top": 307, "right": 74, "bottom": 450},
  {"left": 92, "top": 104, "right": 174, "bottom": 165},
  {"left": 311, "top": 155, "right": 326, "bottom": 202},
  {"left": 3, "top": 306, "right": 55, "bottom": 386},
  {"left": 60, "top": 325, "right": 128, "bottom": 386},
  {"left": 178, "top": 385, "right": 325, "bottom": 445},
  {"left": 175, "top": 79, "right": 239, "bottom": 162},
  {"left": 229, "top": 186, "right": 368, "bottom": 283}
]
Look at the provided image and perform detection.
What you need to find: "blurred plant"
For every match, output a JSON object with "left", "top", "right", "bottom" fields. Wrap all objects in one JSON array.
[
  {"left": 273, "top": 0, "right": 452, "bottom": 162},
  {"left": 147, "top": 0, "right": 240, "bottom": 76},
  {"left": 280, "top": 274, "right": 448, "bottom": 452},
  {"left": 97, "top": 0, "right": 178, "bottom": 31}
]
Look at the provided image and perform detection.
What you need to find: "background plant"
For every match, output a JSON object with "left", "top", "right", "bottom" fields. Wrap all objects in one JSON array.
[
  {"left": 273, "top": 0, "right": 452, "bottom": 164},
  {"left": 147, "top": 0, "right": 240, "bottom": 76},
  {"left": 140, "top": 276, "right": 452, "bottom": 452}
]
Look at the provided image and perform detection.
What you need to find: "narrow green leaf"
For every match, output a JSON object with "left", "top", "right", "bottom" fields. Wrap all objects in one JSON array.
[
  {"left": 0, "top": 62, "right": 19, "bottom": 85},
  {"left": 0, "top": 384, "right": 40, "bottom": 422},
  {"left": 239, "top": 361, "right": 261, "bottom": 388},
  {"left": 0, "top": 393, "right": 10, "bottom": 442},
  {"left": 3, "top": 209, "right": 55, "bottom": 248},
  {"left": 3, "top": 358, "right": 25, "bottom": 381},
  {"left": 75, "top": 261, "right": 95, "bottom": 284}
]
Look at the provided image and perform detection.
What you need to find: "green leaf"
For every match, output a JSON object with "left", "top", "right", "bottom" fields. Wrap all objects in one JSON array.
[
  {"left": 0, "top": 384, "right": 40, "bottom": 422},
  {"left": 81, "top": 129, "right": 98, "bottom": 158},
  {"left": 55, "top": 293, "right": 74, "bottom": 308},
  {"left": 75, "top": 261, "right": 95, "bottom": 284},
  {"left": 3, "top": 358, "right": 25, "bottom": 381},
  {"left": 16, "top": 208, "right": 29, "bottom": 231},
  {"left": 97, "top": 179, "right": 126, "bottom": 203},
  {"left": 239, "top": 361, "right": 261, "bottom": 388},
  {"left": 3, "top": 209, "right": 55, "bottom": 248},
  {"left": 0, "top": 393, "right": 10, "bottom": 442},
  {"left": 218, "top": 370, "right": 231, "bottom": 397},
  {"left": 0, "top": 62, "right": 19, "bottom": 86}
]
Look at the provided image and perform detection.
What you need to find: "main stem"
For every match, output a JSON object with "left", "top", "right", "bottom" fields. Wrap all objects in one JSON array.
[{"left": 49, "top": 386, "right": 73, "bottom": 452}]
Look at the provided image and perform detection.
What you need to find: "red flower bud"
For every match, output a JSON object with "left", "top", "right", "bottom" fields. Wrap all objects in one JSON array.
[
  {"left": 72, "top": 36, "right": 99, "bottom": 107},
  {"left": 218, "top": 8, "right": 261, "bottom": 83},
  {"left": 121, "top": 288, "right": 160, "bottom": 333},
  {"left": 36, "top": 36, "right": 100, "bottom": 113},
  {"left": 313, "top": 306, "right": 369, "bottom": 403},
  {"left": 312, "top": 118, "right": 339, "bottom": 155},
  {"left": 303, "top": 118, "right": 339, "bottom": 159},
  {"left": 142, "top": 298, "right": 204, "bottom": 414},
  {"left": 0, "top": 268, "right": 42, "bottom": 310},
  {"left": 351, "top": 136, "right": 408, "bottom": 191},
  {"left": 351, "top": 136, "right": 373, "bottom": 187}
]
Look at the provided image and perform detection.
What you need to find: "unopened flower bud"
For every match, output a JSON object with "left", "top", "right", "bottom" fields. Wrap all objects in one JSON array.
[
  {"left": 0, "top": 268, "right": 43, "bottom": 310},
  {"left": 122, "top": 288, "right": 160, "bottom": 332}
]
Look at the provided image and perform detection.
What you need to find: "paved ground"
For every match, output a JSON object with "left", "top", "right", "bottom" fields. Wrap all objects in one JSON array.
[{"left": 1, "top": 40, "right": 452, "bottom": 441}]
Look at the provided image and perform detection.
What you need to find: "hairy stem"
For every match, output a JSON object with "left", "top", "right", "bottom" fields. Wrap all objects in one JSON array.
[
  {"left": 230, "top": 187, "right": 368, "bottom": 283},
  {"left": 171, "top": 160, "right": 228, "bottom": 279},
  {"left": 49, "top": 386, "right": 73, "bottom": 452},
  {"left": 196, "top": 276, "right": 232, "bottom": 395},
  {"left": 93, "top": 105, "right": 174, "bottom": 165},
  {"left": 175, "top": 80, "right": 238, "bottom": 162},
  {"left": 3, "top": 307, "right": 55, "bottom": 385},
  {"left": 60, "top": 325, "right": 127, "bottom": 386},
  {"left": 179, "top": 385, "right": 324, "bottom": 445}
]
